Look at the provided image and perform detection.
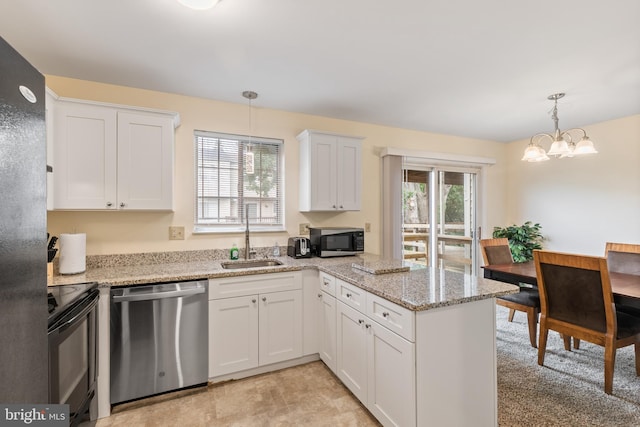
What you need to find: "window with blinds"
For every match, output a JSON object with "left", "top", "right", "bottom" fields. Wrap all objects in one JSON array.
[{"left": 195, "top": 131, "right": 284, "bottom": 232}]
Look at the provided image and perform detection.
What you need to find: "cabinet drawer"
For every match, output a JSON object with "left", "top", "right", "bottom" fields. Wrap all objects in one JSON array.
[
  {"left": 318, "top": 272, "right": 336, "bottom": 296},
  {"left": 209, "top": 272, "right": 301, "bottom": 299},
  {"left": 336, "top": 279, "right": 365, "bottom": 313},
  {"left": 366, "top": 293, "right": 415, "bottom": 342}
]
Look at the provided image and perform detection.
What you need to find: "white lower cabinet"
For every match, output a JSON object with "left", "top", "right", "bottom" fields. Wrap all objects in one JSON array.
[
  {"left": 337, "top": 302, "right": 368, "bottom": 401},
  {"left": 337, "top": 299, "right": 416, "bottom": 427},
  {"left": 367, "top": 318, "right": 415, "bottom": 427},
  {"left": 302, "top": 270, "right": 320, "bottom": 356},
  {"left": 258, "top": 290, "right": 303, "bottom": 366},
  {"left": 208, "top": 273, "right": 303, "bottom": 378},
  {"left": 209, "top": 295, "right": 259, "bottom": 376},
  {"left": 319, "top": 290, "right": 337, "bottom": 373},
  {"left": 208, "top": 270, "right": 497, "bottom": 427}
]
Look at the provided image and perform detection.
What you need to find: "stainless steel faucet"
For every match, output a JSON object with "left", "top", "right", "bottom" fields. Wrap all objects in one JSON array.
[{"left": 244, "top": 208, "right": 251, "bottom": 260}]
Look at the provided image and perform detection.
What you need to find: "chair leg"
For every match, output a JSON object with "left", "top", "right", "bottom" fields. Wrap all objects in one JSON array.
[
  {"left": 508, "top": 308, "right": 515, "bottom": 322},
  {"left": 526, "top": 308, "right": 538, "bottom": 348},
  {"left": 538, "top": 318, "right": 548, "bottom": 366},
  {"left": 574, "top": 338, "right": 581, "bottom": 349},
  {"left": 561, "top": 334, "right": 572, "bottom": 351},
  {"left": 604, "top": 339, "right": 616, "bottom": 395}
]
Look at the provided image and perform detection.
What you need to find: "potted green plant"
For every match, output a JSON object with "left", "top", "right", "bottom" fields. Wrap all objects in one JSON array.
[{"left": 492, "top": 221, "right": 543, "bottom": 262}]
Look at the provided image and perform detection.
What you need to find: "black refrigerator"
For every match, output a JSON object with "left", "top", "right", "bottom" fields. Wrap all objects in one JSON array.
[{"left": 0, "top": 36, "right": 48, "bottom": 402}]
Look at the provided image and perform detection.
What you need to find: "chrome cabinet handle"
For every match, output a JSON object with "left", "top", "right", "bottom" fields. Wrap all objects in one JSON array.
[
  {"left": 332, "top": 205, "right": 336, "bottom": 209},
  {"left": 382, "top": 312, "right": 390, "bottom": 318},
  {"left": 120, "top": 202, "right": 126, "bottom": 208},
  {"left": 358, "top": 319, "right": 364, "bottom": 324},
  {"left": 317, "top": 293, "right": 323, "bottom": 298},
  {"left": 106, "top": 202, "right": 113, "bottom": 208},
  {"left": 339, "top": 205, "right": 343, "bottom": 208},
  {"left": 365, "top": 324, "right": 371, "bottom": 329},
  {"left": 346, "top": 293, "right": 352, "bottom": 298},
  {"left": 262, "top": 297, "right": 267, "bottom": 302},
  {"left": 252, "top": 299, "right": 256, "bottom": 303}
]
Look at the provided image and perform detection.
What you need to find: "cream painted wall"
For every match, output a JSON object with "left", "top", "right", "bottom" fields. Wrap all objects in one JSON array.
[
  {"left": 46, "top": 76, "right": 508, "bottom": 256},
  {"left": 505, "top": 114, "right": 640, "bottom": 256}
]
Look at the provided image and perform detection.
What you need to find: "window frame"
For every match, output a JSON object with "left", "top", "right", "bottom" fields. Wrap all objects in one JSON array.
[{"left": 193, "top": 130, "right": 285, "bottom": 234}]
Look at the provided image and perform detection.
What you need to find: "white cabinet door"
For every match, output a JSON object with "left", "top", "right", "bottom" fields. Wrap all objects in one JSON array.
[
  {"left": 319, "top": 291, "right": 337, "bottom": 373},
  {"left": 258, "top": 290, "right": 303, "bottom": 366},
  {"left": 117, "top": 112, "right": 173, "bottom": 210},
  {"left": 53, "top": 102, "right": 117, "bottom": 209},
  {"left": 336, "top": 301, "right": 368, "bottom": 403},
  {"left": 367, "top": 320, "right": 416, "bottom": 427},
  {"left": 336, "top": 138, "right": 362, "bottom": 211},
  {"left": 309, "top": 133, "right": 338, "bottom": 211},
  {"left": 297, "top": 130, "right": 363, "bottom": 212},
  {"left": 209, "top": 296, "right": 259, "bottom": 377},
  {"left": 302, "top": 270, "right": 320, "bottom": 356}
]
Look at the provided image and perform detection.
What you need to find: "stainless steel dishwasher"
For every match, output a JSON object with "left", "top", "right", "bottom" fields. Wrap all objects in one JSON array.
[{"left": 110, "top": 280, "right": 208, "bottom": 404}]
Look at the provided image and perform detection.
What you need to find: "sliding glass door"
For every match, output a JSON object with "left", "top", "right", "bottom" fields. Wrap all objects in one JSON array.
[{"left": 403, "top": 165, "right": 478, "bottom": 274}]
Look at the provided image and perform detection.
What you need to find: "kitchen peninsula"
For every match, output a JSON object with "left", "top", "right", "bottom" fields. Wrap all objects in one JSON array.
[{"left": 49, "top": 251, "right": 517, "bottom": 427}]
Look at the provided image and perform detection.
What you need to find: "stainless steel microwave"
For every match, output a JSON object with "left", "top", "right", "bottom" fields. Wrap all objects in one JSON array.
[{"left": 309, "top": 227, "right": 364, "bottom": 257}]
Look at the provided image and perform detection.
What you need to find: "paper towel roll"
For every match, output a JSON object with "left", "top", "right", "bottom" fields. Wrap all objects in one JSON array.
[{"left": 59, "top": 233, "right": 86, "bottom": 275}]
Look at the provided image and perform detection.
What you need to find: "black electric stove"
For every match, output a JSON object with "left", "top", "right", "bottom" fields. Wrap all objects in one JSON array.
[
  {"left": 47, "top": 282, "right": 100, "bottom": 427},
  {"left": 47, "top": 282, "right": 99, "bottom": 330}
]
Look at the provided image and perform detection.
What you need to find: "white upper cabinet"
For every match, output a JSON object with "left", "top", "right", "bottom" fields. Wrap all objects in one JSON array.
[
  {"left": 297, "top": 130, "right": 363, "bottom": 212},
  {"left": 117, "top": 112, "right": 174, "bottom": 210},
  {"left": 52, "top": 97, "right": 178, "bottom": 211}
]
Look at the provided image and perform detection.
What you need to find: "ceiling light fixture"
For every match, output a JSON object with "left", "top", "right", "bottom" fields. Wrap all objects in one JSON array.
[
  {"left": 521, "top": 93, "right": 598, "bottom": 162},
  {"left": 177, "top": 0, "right": 219, "bottom": 10},
  {"left": 243, "top": 91, "right": 258, "bottom": 175}
]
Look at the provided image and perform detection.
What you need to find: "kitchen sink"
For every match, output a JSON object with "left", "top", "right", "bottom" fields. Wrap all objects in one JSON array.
[{"left": 220, "top": 259, "right": 283, "bottom": 270}]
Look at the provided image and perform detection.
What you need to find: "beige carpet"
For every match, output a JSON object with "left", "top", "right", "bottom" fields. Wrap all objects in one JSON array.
[{"left": 496, "top": 306, "right": 640, "bottom": 426}]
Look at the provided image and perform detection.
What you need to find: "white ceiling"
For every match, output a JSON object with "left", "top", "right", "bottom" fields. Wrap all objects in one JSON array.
[{"left": 2, "top": 0, "right": 639, "bottom": 142}]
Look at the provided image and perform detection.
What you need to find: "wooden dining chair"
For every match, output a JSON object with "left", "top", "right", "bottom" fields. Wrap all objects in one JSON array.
[
  {"left": 605, "top": 242, "right": 640, "bottom": 276},
  {"left": 534, "top": 250, "right": 640, "bottom": 394},
  {"left": 480, "top": 238, "right": 540, "bottom": 348},
  {"left": 599, "top": 241, "right": 640, "bottom": 346}
]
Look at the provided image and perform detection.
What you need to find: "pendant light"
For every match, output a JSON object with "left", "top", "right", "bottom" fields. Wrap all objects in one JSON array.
[
  {"left": 243, "top": 91, "right": 257, "bottom": 175},
  {"left": 521, "top": 93, "right": 598, "bottom": 162}
]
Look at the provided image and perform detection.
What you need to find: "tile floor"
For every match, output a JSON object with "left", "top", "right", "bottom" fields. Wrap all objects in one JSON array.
[{"left": 97, "top": 361, "right": 381, "bottom": 426}]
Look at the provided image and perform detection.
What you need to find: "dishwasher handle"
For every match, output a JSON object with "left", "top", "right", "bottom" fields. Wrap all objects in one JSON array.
[{"left": 112, "top": 283, "right": 206, "bottom": 302}]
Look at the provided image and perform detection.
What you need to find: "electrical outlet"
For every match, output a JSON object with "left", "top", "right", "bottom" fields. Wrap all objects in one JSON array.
[
  {"left": 365, "top": 222, "right": 371, "bottom": 232},
  {"left": 169, "top": 226, "right": 185, "bottom": 240},
  {"left": 299, "top": 223, "right": 310, "bottom": 235}
]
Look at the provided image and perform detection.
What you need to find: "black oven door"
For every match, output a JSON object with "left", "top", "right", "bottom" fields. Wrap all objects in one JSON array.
[{"left": 48, "top": 289, "right": 99, "bottom": 427}]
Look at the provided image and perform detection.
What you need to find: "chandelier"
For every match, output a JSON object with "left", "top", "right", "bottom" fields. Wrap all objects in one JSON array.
[{"left": 521, "top": 93, "right": 598, "bottom": 162}]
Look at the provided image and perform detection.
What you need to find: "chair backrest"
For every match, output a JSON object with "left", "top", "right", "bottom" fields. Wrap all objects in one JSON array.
[
  {"left": 479, "top": 238, "right": 514, "bottom": 265},
  {"left": 605, "top": 242, "right": 640, "bottom": 275},
  {"left": 534, "top": 250, "right": 614, "bottom": 334}
]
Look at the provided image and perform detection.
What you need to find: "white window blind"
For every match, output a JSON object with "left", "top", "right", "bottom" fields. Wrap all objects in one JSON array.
[{"left": 195, "top": 131, "right": 284, "bottom": 232}]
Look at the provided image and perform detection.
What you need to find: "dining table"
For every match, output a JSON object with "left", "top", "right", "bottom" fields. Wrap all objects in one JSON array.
[{"left": 483, "top": 261, "right": 640, "bottom": 304}]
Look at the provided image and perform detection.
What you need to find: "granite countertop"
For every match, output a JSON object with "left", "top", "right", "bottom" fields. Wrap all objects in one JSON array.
[{"left": 48, "top": 251, "right": 518, "bottom": 311}]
